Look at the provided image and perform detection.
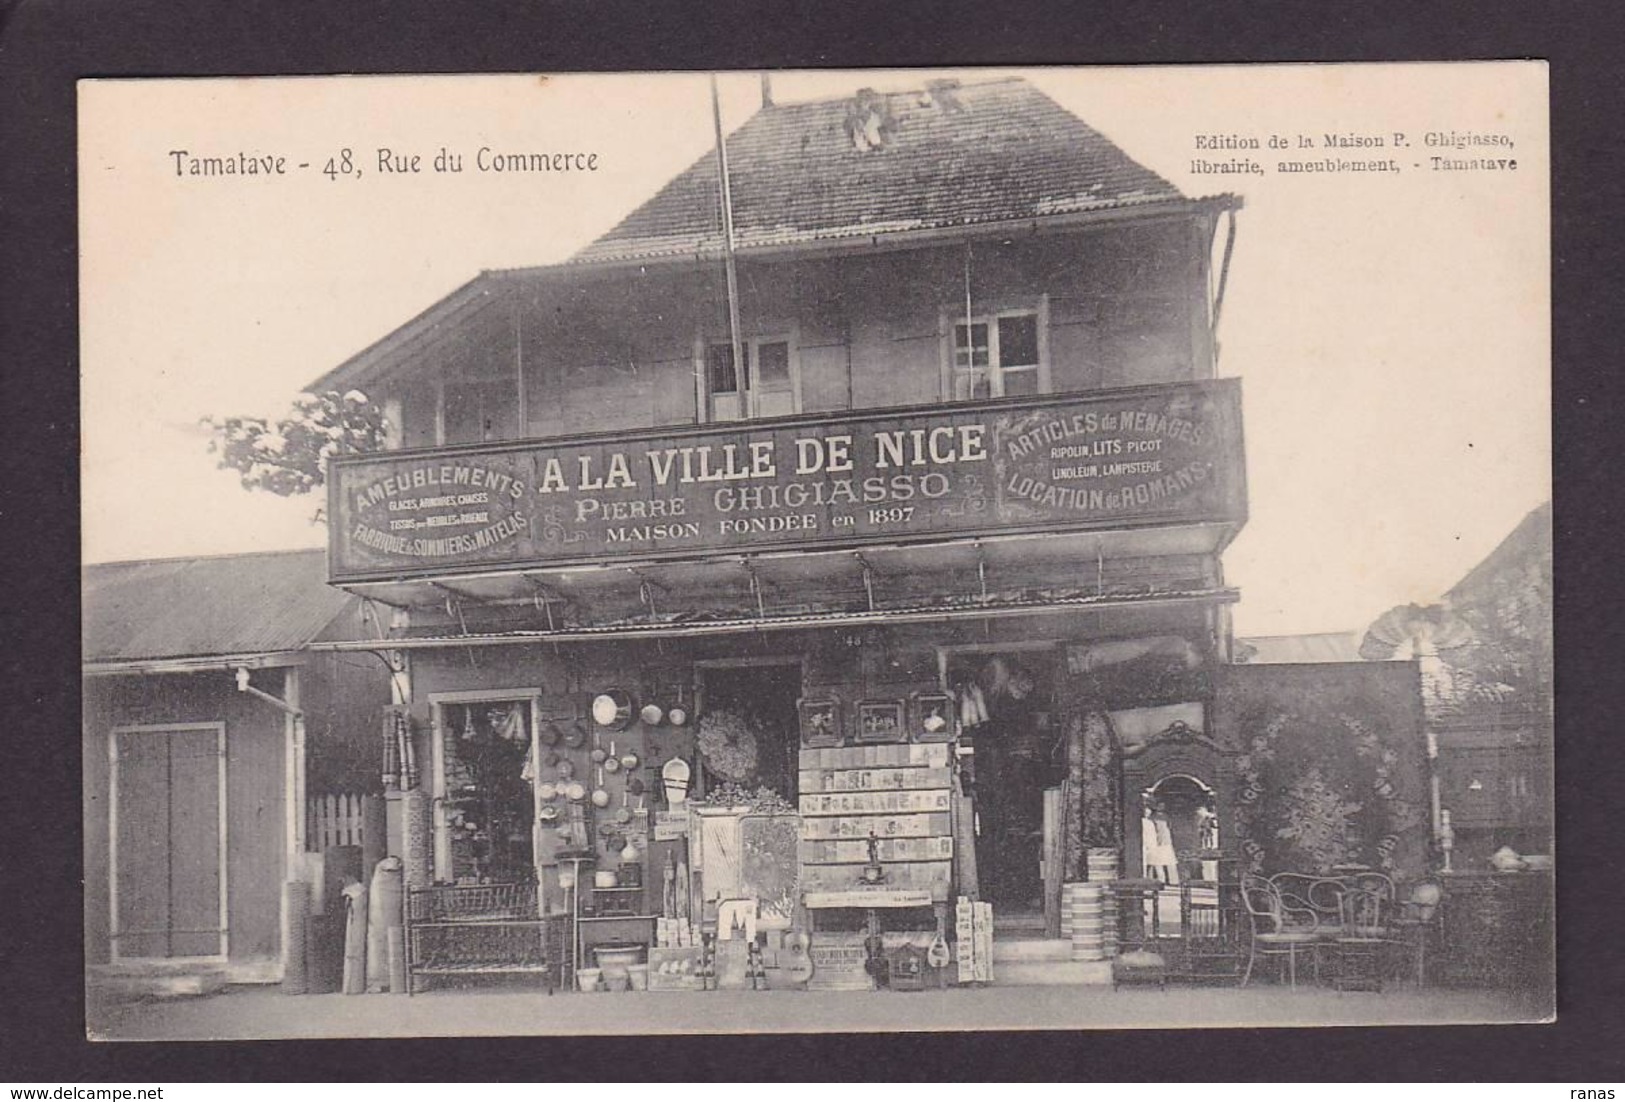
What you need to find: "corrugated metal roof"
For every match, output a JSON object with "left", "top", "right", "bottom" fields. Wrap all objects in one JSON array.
[
  {"left": 1235, "top": 632, "right": 1362, "bottom": 665},
  {"left": 83, "top": 548, "right": 356, "bottom": 664},
  {"left": 571, "top": 77, "right": 1186, "bottom": 266}
]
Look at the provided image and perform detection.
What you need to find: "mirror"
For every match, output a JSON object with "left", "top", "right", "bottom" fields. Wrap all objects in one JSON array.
[{"left": 1141, "top": 774, "right": 1219, "bottom": 885}]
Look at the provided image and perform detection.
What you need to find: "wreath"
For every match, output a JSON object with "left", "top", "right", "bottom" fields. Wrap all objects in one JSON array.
[{"left": 696, "top": 708, "right": 759, "bottom": 783}]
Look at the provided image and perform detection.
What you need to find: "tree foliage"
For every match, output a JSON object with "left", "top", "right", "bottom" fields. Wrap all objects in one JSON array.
[{"left": 203, "top": 390, "right": 387, "bottom": 519}]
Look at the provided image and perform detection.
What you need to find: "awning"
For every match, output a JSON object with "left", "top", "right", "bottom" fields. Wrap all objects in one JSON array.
[
  {"left": 329, "top": 522, "right": 1237, "bottom": 621},
  {"left": 305, "top": 583, "right": 1238, "bottom": 653}
]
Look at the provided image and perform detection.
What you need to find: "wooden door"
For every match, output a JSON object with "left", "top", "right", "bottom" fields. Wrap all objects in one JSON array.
[{"left": 112, "top": 725, "right": 226, "bottom": 960}]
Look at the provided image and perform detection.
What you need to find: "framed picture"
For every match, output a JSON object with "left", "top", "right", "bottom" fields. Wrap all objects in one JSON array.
[
  {"left": 797, "top": 696, "right": 843, "bottom": 748},
  {"left": 910, "top": 692, "right": 955, "bottom": 742},
  {"left": 855, "top": 699, "right": 906, "bottom": 744}
]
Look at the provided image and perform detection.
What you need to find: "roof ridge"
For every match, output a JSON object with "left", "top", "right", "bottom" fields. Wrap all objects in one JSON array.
[
  {"left": 85, "top": 546, "right": 327, "bottom": 570},
  {"left": 753, "top": 74, "right": 1027, "bottom": 110}
]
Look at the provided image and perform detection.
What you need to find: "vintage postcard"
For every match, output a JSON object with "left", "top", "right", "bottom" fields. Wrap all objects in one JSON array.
[{"left": 79, "top": 64, "right": 1550, "bottom": 1040}]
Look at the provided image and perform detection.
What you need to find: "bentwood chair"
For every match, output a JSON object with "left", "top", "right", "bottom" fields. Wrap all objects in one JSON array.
[
  {"left": 1331, "top": 886, "right": 1396, "bottom": 992},
  {"left": 1389, "top": 881, "right": 1444, "bottom": 987},
  {"left": 1240, "top": 875, "right": 1322, "bottom": 988}
]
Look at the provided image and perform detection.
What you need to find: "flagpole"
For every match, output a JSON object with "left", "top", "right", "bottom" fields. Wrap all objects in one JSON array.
[{"left": 710, "top": 73, "right": 748, "bottom": 418}]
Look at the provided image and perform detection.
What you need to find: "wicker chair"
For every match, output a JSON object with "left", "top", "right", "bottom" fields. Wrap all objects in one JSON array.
[{"left": 1240, "top": 874, "right": 1323, "bottom": 988}]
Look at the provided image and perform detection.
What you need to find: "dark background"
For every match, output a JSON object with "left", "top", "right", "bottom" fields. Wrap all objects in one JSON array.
[{"left": 2, "top": 0, "right": 1619, "bottom": 1084}]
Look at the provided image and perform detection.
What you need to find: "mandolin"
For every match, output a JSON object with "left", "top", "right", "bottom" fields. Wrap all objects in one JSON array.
[{"left": 781, "top": 929, "right": 814, "bottom": 985}]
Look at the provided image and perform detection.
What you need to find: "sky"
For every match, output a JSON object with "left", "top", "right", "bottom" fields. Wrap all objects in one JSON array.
[{"left": 79, "top": 64, "right": 1549, "bottom": 639}]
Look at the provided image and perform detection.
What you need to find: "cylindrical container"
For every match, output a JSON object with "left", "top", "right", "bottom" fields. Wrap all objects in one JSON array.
[
  {"left": 627, "top": 964, "right": 649, "bottom": 991},
  {"left": 281, "top": 880, "right": 310, "bottom": 996},
  {"left": 576, "top": 967, "right": 602, "bottom": 993}
]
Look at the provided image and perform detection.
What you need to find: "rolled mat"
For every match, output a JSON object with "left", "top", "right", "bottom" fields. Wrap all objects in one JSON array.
[
  {"left": 387, "top": 926, "right": 408, "bottom": 995},
  {"left": 366, "top": 857, "right": 405, "bottom": 992},
  {"left": 403, "top": 788, "right": 433, "bottom": 890},
  {"left": 341, "top": 881, "right": 369, "bottom": 995},
  {"left": 281, "top": 880, "right": 310, "bottom": 996}
]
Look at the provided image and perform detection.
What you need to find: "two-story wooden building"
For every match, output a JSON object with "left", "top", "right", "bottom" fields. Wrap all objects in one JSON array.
[{"left": 306, "top": 77, "right": 1255, "bottom": 972}]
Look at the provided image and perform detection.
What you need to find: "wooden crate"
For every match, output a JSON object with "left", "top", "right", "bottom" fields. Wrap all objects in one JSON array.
[{"left": 646, "top": 947, "right": 706, "bottom": 991}]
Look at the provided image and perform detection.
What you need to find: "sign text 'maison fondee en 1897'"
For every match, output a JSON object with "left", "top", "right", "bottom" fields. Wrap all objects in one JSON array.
[{"left": 326, "top": 379, "right": 1245, "bottom": 583}]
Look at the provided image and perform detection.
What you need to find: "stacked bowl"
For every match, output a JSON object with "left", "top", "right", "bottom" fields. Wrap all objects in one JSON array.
[{"left": 1066, "top": 881, "right": 1107, "bottom": 961}]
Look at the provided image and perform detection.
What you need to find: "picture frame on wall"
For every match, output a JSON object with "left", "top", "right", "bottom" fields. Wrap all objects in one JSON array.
[
  {"left": 910, "top": 692, "right": 955, "bottom": 742},
  {"left": 855, "top": 699, "right": 906, "bottom": 744},
  {"left": 798, "top": 696, "right": 844, "bottom": 748}
]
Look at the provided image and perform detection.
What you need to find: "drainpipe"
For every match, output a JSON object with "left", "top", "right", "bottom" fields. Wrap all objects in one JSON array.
[{"left": 236, "top": 667, "right": 307, "bottom": 863}]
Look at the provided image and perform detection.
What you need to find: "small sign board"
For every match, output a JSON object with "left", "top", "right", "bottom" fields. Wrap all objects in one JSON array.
[{"left": 653, "top": 810, "right": 689, "bottom": 840}]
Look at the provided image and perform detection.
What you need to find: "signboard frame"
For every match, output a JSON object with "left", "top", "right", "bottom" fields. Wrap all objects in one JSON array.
[{"left": 326, "top": 378, "right": 1245, "bottom": 584}]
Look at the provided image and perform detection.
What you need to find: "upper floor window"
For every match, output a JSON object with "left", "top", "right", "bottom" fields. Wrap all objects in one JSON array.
[
  {"left": 704, "top": 333, "right": 798, "bottom": 421},
  {"left": 443, "top": 378, "right": 519, "bottom": 444},
  {"left": 947, "top": 307, "right": 1047, "bottom": 401}
]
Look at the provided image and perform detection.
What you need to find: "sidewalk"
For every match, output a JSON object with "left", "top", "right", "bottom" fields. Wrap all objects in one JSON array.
[{"left": 87, "top": 981, "right": 1553, "bottom": 1041}]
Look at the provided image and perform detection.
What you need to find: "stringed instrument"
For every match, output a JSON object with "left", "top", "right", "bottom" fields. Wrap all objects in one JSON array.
[
  {"left": 781, "top": 929, "right": 814, "bottom": 986},
  {"left": 863, "top": 911, "right": 889, "bottom": 984}
]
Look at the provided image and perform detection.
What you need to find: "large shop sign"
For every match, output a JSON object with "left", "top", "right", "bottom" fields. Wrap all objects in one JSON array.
[{"left": 327, "top": 379, "right": 1245, "bottom": 582}]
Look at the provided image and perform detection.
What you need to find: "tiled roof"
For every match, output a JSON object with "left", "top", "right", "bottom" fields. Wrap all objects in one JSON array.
[
  {"left": 1445, "top": 500, "right": 1551, "bottom": 606},
  {"left": 571, "top": 77, "right": 1185, "bottom": 266},
  {"left": 83, "top": 548, "right": 355, "bottom": 665}
]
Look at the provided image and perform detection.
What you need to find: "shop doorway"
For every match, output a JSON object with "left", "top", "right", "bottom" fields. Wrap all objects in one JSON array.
[
  {"left": 430, "top": 694, "right": 539, "bottom": 884},
  {"left": 949, "top": 651, "right": 1063, "bottom": 916},
  {"left": 696, "top": 660, "right": 802, "bottom": 800}
]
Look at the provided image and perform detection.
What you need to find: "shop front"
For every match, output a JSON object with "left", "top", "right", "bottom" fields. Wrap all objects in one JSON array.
[{"left": 316, "top": 381, "right": 1250, "bottom": 990}]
